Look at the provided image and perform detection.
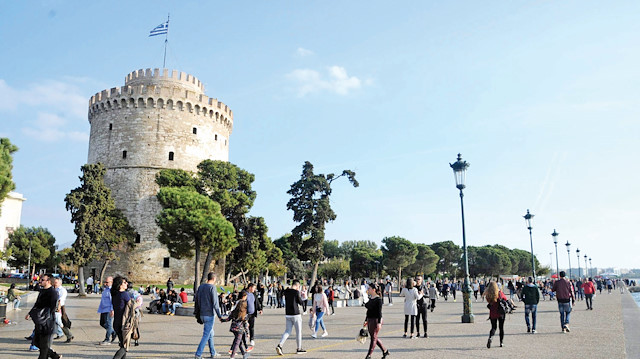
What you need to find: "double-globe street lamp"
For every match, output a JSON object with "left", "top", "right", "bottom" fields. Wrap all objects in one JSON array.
[
  {"left": 552, "top": 230, "right": 560, "bottom": 279},
  {"left": 565, "top": 241, "right": 572, "bottom": 279},
  {"left": 576, "top": 248, "right": 581, "bottom": 279},
  {"left": 450, "top": 153, "right": 474, "bottom": 323},
  {"left": 523, "top": 210, "right": 537, "bottom": 280}
]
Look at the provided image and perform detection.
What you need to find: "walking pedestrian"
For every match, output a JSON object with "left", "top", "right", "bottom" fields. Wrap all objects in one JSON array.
[
  {"left": 521, "top": 277, "right": 540, "bottom": 334},
  {"left": 25, "top": 274, "right": 62, "bottom": 359},
  {"left": 552, "top": 271, "right": 575, "bottom": 333},
  {"left": 414, "top": 276, "right": 429, "bottom": 338},
  {"left": 86, "top": 276, "right": 94, "bottom": 294},
  {"left": 245, "top": 283, "right": 263, "bottom": 349},
  {"left": 111, "top": 276, "right": 130, "bottom": 359},
  {"left": 485, "top": 281, "right": 507, "bottom": 348},
  {"left": 54, "top": 278, "right": 74, "bottom": 343},
  {"left": 472, "top": 281, "right": 479, "bottom": 302},
  {"left": 228, "top": 291, "right": 249, "bottom": 359},
  {"left": 311, "top": 284, "right": 329, "bottom": 338},
  {"left": 195, "top": 272, "right": 226, "bottom": 359},
  {"left": 385, "top": 279, "right": 393, "bottom": 306},
  {"left": 582, "top": 277, "right": 596, "bottom": 310},
  {"left": 400, "top": 278, "right": 422, "bottom": 339},
  {"left": 363, "top": 283, "right": 390, "bottom": 359},
  {"left": 428, "top": 284, "right": 437, "bottom": 312},
  {"left": 326, "top": 286, "right": 335, "bottom": 315},
  {"left": 300, "top": 285, "right": 308, "bottom": 314},
  {"left": 275, "top": 280, "right": 306, "bottom": 355},
  {"left": 98, "top": 276, "right": 116, "bottom": 345}
]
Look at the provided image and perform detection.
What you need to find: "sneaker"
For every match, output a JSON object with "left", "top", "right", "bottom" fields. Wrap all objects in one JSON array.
[
  {"left": 564, "top": 326, "right": 570, "bottom": 333},
  {"left": 65, "top": 336, "right": 74, "bottom": 343},
  {"left": 403, "top": 334, "right": 407, "bottom": 338},
  {"left": 311, "top": 333, "right": 317, "bottom": 339},
  {"left": 29, "top": 345, "right": 39, "bottom": 351},
  {"left": 14, "top": 308, "right": 22, "bottom": 311},
  {"left": 276, "top": 345, "right": 283, "bottom": 356},
  {"left": 99, "top": 340, "right": 111, "bottom": 345},
  {"left": 296, "top": 349, "right": 306, "bottom": 354},
  {"left": 388, "top": 303, "right": 393, "bottom": 306},
  {"left": 54, "top": 335, "right": 62, "bottom": 340},
  {"left": 246, "top": 346, "right": 254, "bottom": 352},
  {"left": 321, "top": 331, "right": 328, "bottom": 337},
  {"left": 562, "top": 327, "right": 566, "bottom": 333},
  {"left": 423, "top": 333, "right": 428, "bottom": 338},
  {"left": 250, "top": 340, "right": 255, "bottom": 346},
  {"left": 487, "top": 337, "right": 492, "bottom": 348},
  {"left": 499, "top": 342, "right": 504, "bottom": 347},
  {"left": 532, "top": 329, "right": 536, "bottom": 334},
  {"left": 25, "top": 336, "right": 33, "bottom": 341},
  {"left": 228, "top": 350, "right": 233, "bottom": 354},
  {"left": 527, "top": 327, "right": 531, "bottom": 333},
  {"left": 382, "top": 350, "right": 390, "bottom": 358}
]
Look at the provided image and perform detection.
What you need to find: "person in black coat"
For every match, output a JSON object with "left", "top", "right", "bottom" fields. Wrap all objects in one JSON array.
[{"left": 26, "top": 274, "right": 61, "bottom": 359}]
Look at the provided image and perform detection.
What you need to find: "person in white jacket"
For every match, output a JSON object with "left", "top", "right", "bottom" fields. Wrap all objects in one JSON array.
[{"left": 399, "top": 278, "right": 423, "bottom": 338}]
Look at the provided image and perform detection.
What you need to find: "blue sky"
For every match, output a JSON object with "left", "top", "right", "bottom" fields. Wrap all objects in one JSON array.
[{"left": 1, "top": 1, "right": 638, "bottom": 270}]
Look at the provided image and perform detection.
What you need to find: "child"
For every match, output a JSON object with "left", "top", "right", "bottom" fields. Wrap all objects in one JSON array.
[{"left": 229, "top": 291, "right": 250, "bottom": 359}]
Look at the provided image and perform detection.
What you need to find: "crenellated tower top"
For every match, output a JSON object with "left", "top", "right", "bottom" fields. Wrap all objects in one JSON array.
[{"left": 125, "top": 68, "right": 205, "bottom": 93}]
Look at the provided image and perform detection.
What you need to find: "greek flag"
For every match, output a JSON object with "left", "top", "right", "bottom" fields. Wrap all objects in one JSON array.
[{"left": 149, "top": 21, "right": 169, "bottom": 37}]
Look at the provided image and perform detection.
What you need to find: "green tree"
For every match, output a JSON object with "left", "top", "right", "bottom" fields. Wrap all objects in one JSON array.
[
  {"left": 472, "top": 246, "right": 512, "bottom": 279},
  {"left": 318, "top": 259, "right": 350, "bottom": 280},
  {"left": 96, "top": 208, "right": 136, "bottom": 284},
  {"left": 156, "top": 186, "right": 236, "bottom": 291},
  {"left": 350, "top": 245, "right": 383, "bottom": 279},
  {"left": 65, "top": 163, "right": 118, "bottom": 296},
  {"left": 381, "top": 236, "right": 418, "bottom": 281},
  {"left": 6, "top": 226, "right": 56, "bottom": 277},
  {"left": 227, "top": 216, "right": 272, "bottom": 281},
  {"left": 430, "top": 241, "right": 462, "bottom": 276},
  {"left": 286, "top": 161, "right": 358, "bottom": 285},
  {"left": 323, "top": 240, "right": 342, "bottom": 260},
  {"left": 0, "top": 138, "right": 18, "bottom": 214},
  {"left": 405, "top": 243, "right": 440, "bottom": 277},
  {"left": 274, "top": 234, "right": 296, "bottom": 261}
]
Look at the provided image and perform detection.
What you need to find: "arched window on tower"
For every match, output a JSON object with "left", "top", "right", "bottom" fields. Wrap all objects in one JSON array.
[{"left": 168, "top": 152, "right": 174, "bottom": 161}]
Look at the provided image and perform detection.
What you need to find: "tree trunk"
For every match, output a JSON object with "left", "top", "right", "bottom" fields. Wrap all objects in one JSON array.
[
  {"left": 265, "top": 268, "right": 269, "bottom": 283},
  {"left": 200, "top": 250, "right": 213, "bottom": 286},
  {"left": 78, "top": 266, "right": 86, "bottom": 296},
  {"left": 398, "top": 266, "right": 403, "bottom": 285},
  {"left": 241, "top": 269, "right": 247, "bottom": 285},
  {"left": 98, "top": 260, "right": 110, "bottom": 285},
  {"left": 194, "top": 246, "right": 201, "bottom": 294},
  {"left": 310, "top": 261, "right": 319, "bottom": 286}
]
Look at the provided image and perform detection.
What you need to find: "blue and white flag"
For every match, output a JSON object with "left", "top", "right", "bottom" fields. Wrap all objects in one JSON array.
[{"left": 149, "top": 21, "right": 169, "bottom": 37}]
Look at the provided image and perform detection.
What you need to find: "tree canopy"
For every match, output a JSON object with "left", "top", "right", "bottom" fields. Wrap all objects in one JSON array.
[
  {"left": 6, "top": 226, "right": 56, "bottom": 275},
  {"left": 381, "top": 236, "right": 417, "bottom": 281},
  {"left": 0, "top": 138, "right": 18, "bottom": 214},
  {"left": 405, "top": 243, "right": 439, "bottom": 277}
]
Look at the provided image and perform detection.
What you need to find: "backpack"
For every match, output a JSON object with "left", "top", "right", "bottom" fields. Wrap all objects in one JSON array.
[{"left": 497, "top": 298, "right": 514, "bottom": 315}]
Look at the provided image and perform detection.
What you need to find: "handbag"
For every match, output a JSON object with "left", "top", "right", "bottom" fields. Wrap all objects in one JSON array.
[{"left": 356, "top": 325, "right": 369, "bottom": 344}]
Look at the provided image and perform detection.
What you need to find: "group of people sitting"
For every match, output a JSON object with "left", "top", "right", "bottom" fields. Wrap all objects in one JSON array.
[{"left": 146, "top": 287, "right": 188, "bottom": 315}]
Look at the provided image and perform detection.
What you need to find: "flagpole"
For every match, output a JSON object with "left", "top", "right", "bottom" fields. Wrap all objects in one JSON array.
[{"left": 163, "top": 14, "right": 170, "bottom": 68}]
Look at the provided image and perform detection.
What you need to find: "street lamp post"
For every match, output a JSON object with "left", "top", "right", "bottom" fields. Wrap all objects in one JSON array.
[
  {"left": 552, "top": 230, "right": 560, "bottom": 279},
  {"left": 576, "top": 248, "right": 581, "bottom": 279},
  {"left": 450, "top": 153, "right": 474, "bottom": 323},
  {"left": 584, "top": 255, "right": 588, "bottom": 278},
  {"left": 565, "top": 241, "right": 572, "bottom": 279},
  {"left": 589, "top": 258, "right": 592, "bottom": 277},
  {"left": 523, "top": 210, "right": 536, "bottom": 280}
]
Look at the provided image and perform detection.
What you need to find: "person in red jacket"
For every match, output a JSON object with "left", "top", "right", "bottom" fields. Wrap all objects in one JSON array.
[
  {"left": 179, "top": 288, "right": 188, "bottom": 304},
  {"left": 582, "top": 278, "right": 596, "bottom": 310},
  {"left": 485, "top": 281, "right": 507, "bottom": 348}
]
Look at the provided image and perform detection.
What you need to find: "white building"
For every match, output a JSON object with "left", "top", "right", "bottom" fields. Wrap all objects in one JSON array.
[{"left": 0, "top": 191, "right": 26, "bottom": 269}]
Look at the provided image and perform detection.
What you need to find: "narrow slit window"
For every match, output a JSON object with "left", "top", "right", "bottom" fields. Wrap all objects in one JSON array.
[
  {"left": 168, "top": 151, "right": 174, "bottom": 161},
  {"left": 193, "top": 127, "right": 197, "bottom": 134},
  {"left": 135, "top": 233, "right": 141, "bottom": 243},
  {"left": 215, "top": 134, "right": 218, "bottom": 141},
  {"left": 122, "top": 150, "right": 127, "bottom": 159},
  {"left": 163, "top": 257, "right": 170, "bottom": 268},
  {"left": 109, "top": 123, "right": 113, "bottom": 130}
]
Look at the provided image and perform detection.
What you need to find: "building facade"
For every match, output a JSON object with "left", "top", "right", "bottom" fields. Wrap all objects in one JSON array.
[
  {"left": 0, "top": 191, "right": 26, "bottom": 270},
  {"left": 87, "top": 68, "right": 233, "bottom": 283}
]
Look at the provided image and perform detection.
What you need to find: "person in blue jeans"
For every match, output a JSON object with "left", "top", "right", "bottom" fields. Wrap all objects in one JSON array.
[
  {"left": 312, "top": 284, "right": 329, "bottom": 338},
  {"left": 97, "top": 276, "right": 116, "bottom": 345},
  {"left": 552, "top": 271, "right": 575, "bottom": 333},
  {"left": 521, "top": 277, "right": 540, "bottom": 333},
  {"left": 195, "top": 272, "right": 226, "bottom": 359}
]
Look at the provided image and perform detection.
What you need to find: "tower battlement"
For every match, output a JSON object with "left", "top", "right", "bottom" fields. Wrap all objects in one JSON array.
[{"left": 125, "top": 68, "right": 205, "bottom": 93}]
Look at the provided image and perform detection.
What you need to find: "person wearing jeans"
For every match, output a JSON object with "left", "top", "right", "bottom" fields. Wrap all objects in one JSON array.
[
  {"left": 582, "top": 278, "right": 596, "bottom": 310},
  {"left": 552, "top": 271, "right": 575, "bottom": 333},
  {"left": 521, "top": 277, "right": 540, "bottom": 333},
  {"left": 312, "top": 284, "right": 329, "bottom": 338},
  {"left": 97, "top": 276, "right": 115, "bottom": 345},
  {"left": 195, "top": 272, "right": 225, "bottom": 359},
  {"left": 8, "top": 283, "right": 21, "bottom": 310}
]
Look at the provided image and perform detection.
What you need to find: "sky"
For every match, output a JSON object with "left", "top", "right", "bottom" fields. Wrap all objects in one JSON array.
[{"left": 0, "top": 1, "right": 638, "bottom": 270}]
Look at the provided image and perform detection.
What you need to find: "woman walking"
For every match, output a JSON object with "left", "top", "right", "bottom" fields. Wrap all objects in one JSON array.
[
  {"left": 229, "top": 291, "right": 249, "bottom": 359},
  {"left": 399, "top": 278, "right": 422, "bottom": 338},
  {"left": 111, "top": 276, "right": 131, "bottom": 359},
  {"left": 485, "top": 281, "right": 507, "bottom": 348},
  {"left": 363, "top": 283, "right": 390, "bottom": 359},
  {"left": 312, "top": 284, "right": 329, "bottom": 338}
]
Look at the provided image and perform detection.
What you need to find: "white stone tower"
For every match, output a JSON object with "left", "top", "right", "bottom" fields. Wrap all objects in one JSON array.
[{"left": 87, "top": 68, "right": 233, "bottom": 283}]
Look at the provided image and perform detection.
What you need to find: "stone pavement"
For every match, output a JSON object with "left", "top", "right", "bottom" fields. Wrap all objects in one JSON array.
[{"left": 1, "top": 290, "right": 636, "bottom": 359}]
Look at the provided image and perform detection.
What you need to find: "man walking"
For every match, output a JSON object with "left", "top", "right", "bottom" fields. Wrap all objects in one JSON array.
[
  {"left": 54, "top": 278, "right": 74, "bottom": 343},
  {"left": 552, "top": 271, "right": 575, "bottom": 333},
  {"left": 275, "top": 280, "right": 306, "bottom": 355},
  {"left": 582, "top": 277, "right": 596, "bottom": 310},
  {"left": 415, "top": 276, "right": 429, "bottom": 338},
  {"left": 195, "top": 272, "right": 226, "bottom": 359},
  {"left": 385, "top": 279, "right": 393, "bottom": 306},
  {"left": 521, "top": 277, "right": 540, "bottom": 333},
  {"left": 25, "top": 274, "right": 62, "bottom": 359},
  {"left": 98, "top": 276, "right": 115, "bottom": 345},
  {"left": 428, "top": 284, "right": 437, "bottom": 312},
  {"left": 86, "top": 275, "right": 94, "bottom": 294},
  {"left": 246, "top": 283, "right": 263, "bottom": 350}
]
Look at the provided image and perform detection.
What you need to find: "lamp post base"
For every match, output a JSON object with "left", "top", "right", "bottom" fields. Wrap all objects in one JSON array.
[{"left": 462, "top": 314, "right": 475, "bottom": 323}]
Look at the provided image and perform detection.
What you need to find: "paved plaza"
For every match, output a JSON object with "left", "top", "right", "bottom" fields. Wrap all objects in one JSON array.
[{"left": 2, "top": 290, "right": 638, "bottom": 358}]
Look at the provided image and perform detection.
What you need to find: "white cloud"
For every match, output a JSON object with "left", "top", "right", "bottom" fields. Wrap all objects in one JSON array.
[
  {"left": 0, "top": 78, "right": 89, "bottom": 143},
  {"left": 287, "top": 66, "right": 363, "bottom": 96},
  {"left": 296, "top": 47, "right": 314, "bottom": 57}
]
